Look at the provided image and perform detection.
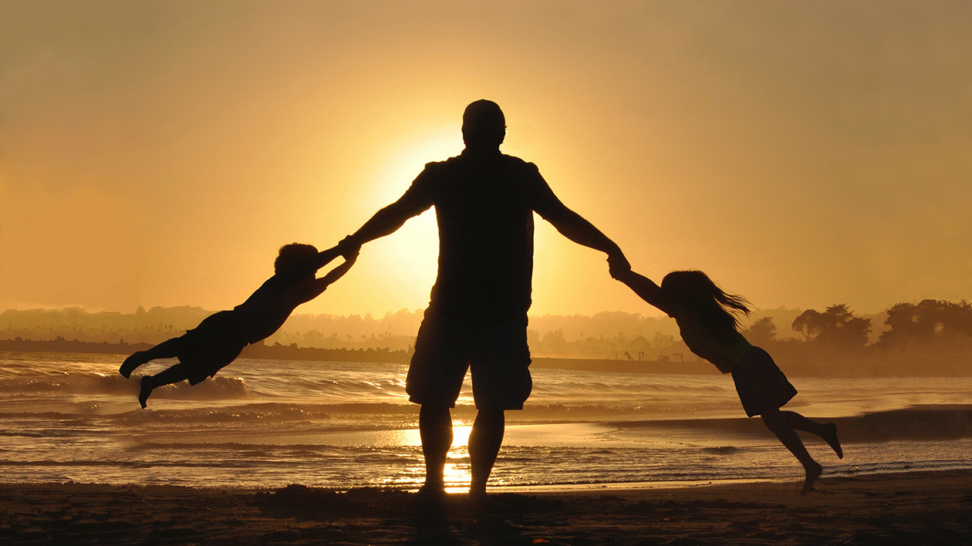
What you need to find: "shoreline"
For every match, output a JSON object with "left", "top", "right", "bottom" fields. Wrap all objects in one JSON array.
[{"left": 1, "top": 469, "right": 969, "bottom": 544}]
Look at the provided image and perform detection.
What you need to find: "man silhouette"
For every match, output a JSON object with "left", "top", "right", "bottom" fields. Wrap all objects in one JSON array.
[{"left": 339, "top": 100, "right": 628, "bottom": 497}]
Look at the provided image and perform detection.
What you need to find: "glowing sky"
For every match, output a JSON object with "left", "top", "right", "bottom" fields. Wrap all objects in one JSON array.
[{"left": 2, "top": 1, "right": 971, "bottom": 317}]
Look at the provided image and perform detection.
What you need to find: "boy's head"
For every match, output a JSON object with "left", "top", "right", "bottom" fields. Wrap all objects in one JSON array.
[{"left": 275, "top": 243, "right": 318, "bottom": 275}]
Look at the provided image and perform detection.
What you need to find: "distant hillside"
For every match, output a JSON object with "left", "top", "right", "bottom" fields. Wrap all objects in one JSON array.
[{"left": 0, "top": 337, "right": 409, "bottom": 364}]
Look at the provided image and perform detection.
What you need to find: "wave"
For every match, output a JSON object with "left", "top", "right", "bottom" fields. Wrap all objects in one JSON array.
[
  {"left": 606, "top": 405, "right": 972, "bottom": 442},
  {"left": 0, "top": 371, "right": 136, "bottom": 396},
  {"left": 0, "top": 371, "right": 250, "bottom": 400},
  {"left": 141, "top": 376, "right": 250, "bottom": 401}
]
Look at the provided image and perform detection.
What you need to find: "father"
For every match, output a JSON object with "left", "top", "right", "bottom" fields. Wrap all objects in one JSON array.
[{"left": 339, "top": 100, "right": 628, "bottom": 497}]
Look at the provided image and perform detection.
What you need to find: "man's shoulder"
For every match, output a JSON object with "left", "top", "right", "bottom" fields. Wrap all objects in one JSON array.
[
  {"left": 417, "top": 156, "right": 459, "bottom": 179},
  {"left": 420, "top": 152, "right": 542, "bottom": 184},
  {"left": 499, "top": 154, "right": 541, "bottom": 174}
]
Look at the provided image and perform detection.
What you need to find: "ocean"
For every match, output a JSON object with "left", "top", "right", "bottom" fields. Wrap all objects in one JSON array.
[{"left": 1, "top": 351, "right": 970, "bottom": 492}]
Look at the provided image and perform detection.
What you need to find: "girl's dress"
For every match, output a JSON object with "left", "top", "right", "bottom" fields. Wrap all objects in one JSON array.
[{"left": 672, "top": 305, "right": 796, "bottom": 417}]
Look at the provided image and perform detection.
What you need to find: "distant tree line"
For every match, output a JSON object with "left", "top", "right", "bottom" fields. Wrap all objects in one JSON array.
[{"left": 2, "top": 301, "right": 971, "bottom": 376}]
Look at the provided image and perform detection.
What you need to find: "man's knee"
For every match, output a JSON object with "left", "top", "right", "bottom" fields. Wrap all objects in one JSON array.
[
  {"left": 475, "top": 409, "right": 505, "bottom": 424},
  {"left": 420, "top": 404, "right": 451, "bottom": 423}
]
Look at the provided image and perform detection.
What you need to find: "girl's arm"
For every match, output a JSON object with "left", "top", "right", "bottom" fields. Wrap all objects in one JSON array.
[{"left": 615, "top": 269, "right": 675, "bottom": 316}]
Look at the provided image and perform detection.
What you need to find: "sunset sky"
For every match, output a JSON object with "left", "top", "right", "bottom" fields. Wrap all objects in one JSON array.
[{"left": 2, "top": 1, "right": 970, "bottom": 319}]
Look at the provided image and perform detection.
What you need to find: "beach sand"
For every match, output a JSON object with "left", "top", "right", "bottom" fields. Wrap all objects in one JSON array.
[{"left": 1, "top": 470, "right": 970, "bottom": 545}]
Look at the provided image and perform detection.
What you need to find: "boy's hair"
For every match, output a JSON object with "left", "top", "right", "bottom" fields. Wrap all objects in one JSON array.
[
  {"left": 275, "top": 243, "right": 319, "bottom": 275},
  {"left": 661, "top": 270, "right": 751, "bottom": 338}
]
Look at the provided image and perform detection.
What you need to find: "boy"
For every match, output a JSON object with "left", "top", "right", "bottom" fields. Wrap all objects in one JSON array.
[{"left": 120, "top": 243, "right": 357, "bottom": 407}]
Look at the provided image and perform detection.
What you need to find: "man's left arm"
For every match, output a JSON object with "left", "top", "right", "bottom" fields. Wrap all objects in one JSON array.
[
  {"left": 541, "top": 201, "right": 630, "bottom": 271},
  {"left": 531, "top": 173, "right": 630, "bottom": 273}
]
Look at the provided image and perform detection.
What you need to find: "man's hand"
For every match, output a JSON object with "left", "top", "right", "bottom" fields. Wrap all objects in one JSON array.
[
  {"left": 336, "top": 235, "right": 361, "bottom": 260},
  {"left": 608, "top": 249, "right": 631, "bottom": 280}
]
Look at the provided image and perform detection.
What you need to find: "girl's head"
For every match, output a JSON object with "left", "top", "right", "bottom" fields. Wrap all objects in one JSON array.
[
  {"left": 660, "top": 270, "right": 751, "bottom": 336},
  {"left": 275, "top": 243, "right": 318, "bottom": 275}
]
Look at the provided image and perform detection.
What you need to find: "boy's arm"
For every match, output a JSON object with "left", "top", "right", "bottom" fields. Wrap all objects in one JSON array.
[
  {"left": 310, "top": 245, "right": 343, "bottom": 271},
  {"left": 615, "top": 269, "right": 674, "bottom": 315},
  {"left": 306, "top": 251, "right": 358, "bottom": 298}
]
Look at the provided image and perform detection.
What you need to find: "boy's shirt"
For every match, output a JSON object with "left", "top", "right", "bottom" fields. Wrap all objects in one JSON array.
[{"left": 233, "top": 265, "right": 321, "bottom": 345}]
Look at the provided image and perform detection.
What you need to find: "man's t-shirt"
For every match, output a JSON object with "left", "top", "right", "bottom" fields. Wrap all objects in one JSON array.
[{"left": 400, "top": 149, "right": 563, "bottom": 323}]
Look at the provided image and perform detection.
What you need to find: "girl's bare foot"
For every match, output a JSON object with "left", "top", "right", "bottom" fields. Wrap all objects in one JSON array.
[
  {"left": 802, "top": 461, "right": 822, "bottom": 495},
  {"left": 138, "top": 377, "right": 154, "bottom": 408},
  {"left": 824, "top": 423, "right": 843, "bottom": 459}
]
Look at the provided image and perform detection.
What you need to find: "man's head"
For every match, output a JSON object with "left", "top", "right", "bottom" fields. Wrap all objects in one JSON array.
[{"left": 462, "top": 100, "right": 506, "bottom": 150}]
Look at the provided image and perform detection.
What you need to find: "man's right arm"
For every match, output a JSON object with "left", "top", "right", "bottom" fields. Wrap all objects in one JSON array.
[{"left": 338, "top": 173, "right": 434, "bottom": 253}]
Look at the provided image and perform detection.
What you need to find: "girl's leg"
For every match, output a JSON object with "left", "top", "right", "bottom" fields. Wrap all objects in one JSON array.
[
  {"left": 761, "top": 408, "right": 822, "bottom": 495},
  {"left": 780, "top": 411, "right": 843, "bottom": 459},
  {"left": 139, "top": 363, "right": 190, "bottom": 408},
  {"left": 120, "top": 338, "right": 183, "bottom": 378}
]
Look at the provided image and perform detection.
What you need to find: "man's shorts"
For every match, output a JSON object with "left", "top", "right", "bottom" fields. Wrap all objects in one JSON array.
[
  {"left": 175, "top": 311, "right": 247, "bottom": 385},
  {"left": 406, "top": 309, "right": 532, "bottom": 410}
]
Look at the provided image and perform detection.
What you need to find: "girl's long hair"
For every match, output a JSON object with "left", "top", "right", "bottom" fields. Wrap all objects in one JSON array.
[{"left": 661, "top": 270, "right": 751, "bottom": 339}]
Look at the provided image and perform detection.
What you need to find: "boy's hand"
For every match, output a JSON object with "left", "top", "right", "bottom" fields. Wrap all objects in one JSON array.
[{"left": 337, "top": 235, "right": 361, "bottom": 260}]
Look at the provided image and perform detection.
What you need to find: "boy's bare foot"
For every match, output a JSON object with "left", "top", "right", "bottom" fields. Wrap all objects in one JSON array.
[
  {"left": 138, "top": 377, "right": 154, "bottom": 408},
  {"left": 120, "top": 352, "right": 147, "bottom": 378},
  {"left": 823, "top": 423, "right": 843, "bottom": 459},
  {"left": 802, "top": 461, "right": 822, "bottom": 495}
]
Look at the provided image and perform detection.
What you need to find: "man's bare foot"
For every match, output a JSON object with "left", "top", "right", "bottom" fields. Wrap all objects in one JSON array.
[
  {"left": 414, "top": 483, "right": 447, "bottom": 512},
  {"left": 138, "top": 377, "right": 154, "bottom": 408},
  {"left": 824, "top": 423, "right": 843, "bottom": 459},
  {"left": 802, "top": 461, "right": 822, "bottom": 495},
  {"left": 120, "top": 352, "right": 147, "bottom": 378}
]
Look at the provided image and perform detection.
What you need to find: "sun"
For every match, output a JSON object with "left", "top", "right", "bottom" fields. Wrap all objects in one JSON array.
[
  {"left": 369, "top": 126, "right": 464, "bottom": 205},
  {"left": 359, "top": 128, "right": 465, "bottom": 306}
]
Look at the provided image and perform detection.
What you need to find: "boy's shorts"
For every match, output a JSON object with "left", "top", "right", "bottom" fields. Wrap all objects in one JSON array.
[
  {"left": 730, "top": 346, "right": 797, "bottom": 417},
  {"left": 176, "top": 311, "right": 247, "bottom": 385},
  {"left": 406, "top": 309, "right": 532, "bottom": 410}
]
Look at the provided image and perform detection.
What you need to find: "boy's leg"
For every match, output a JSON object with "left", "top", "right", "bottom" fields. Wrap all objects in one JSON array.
[
  {"left": 469, "top": 409, "right": 505, "bottom": 497},
  {"left": 139, "top": 363, "right": 190, "bottom": 408},
  {"left": 418, "top": 404, "right": 453, "bottom": 493},
  {"left": 780, "top": 411, "right": 843, "bottom": 459},
  {"left": 120, "top": 338, "right": 183, "bottom": 378},
  {"left": 761, "top": 408, "right": 822, "bottom": 495}
]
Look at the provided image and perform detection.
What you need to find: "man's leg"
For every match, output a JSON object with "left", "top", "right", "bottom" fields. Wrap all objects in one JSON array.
[
  {"left": 468, "top": 409, "right": 505, "bottom": 496},
  {"left": 419, "top": 404, "right": 453, "bottom": 492}
]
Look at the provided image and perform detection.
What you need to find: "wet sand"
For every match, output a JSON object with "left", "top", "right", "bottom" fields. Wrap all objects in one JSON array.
[{"left": 1, "top": 470, "right": 970, "bottom": 545}]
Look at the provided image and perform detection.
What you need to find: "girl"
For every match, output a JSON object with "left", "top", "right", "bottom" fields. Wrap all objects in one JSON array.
[{"left": 614, "top": 268, "right": 842, "bottom": 494}]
